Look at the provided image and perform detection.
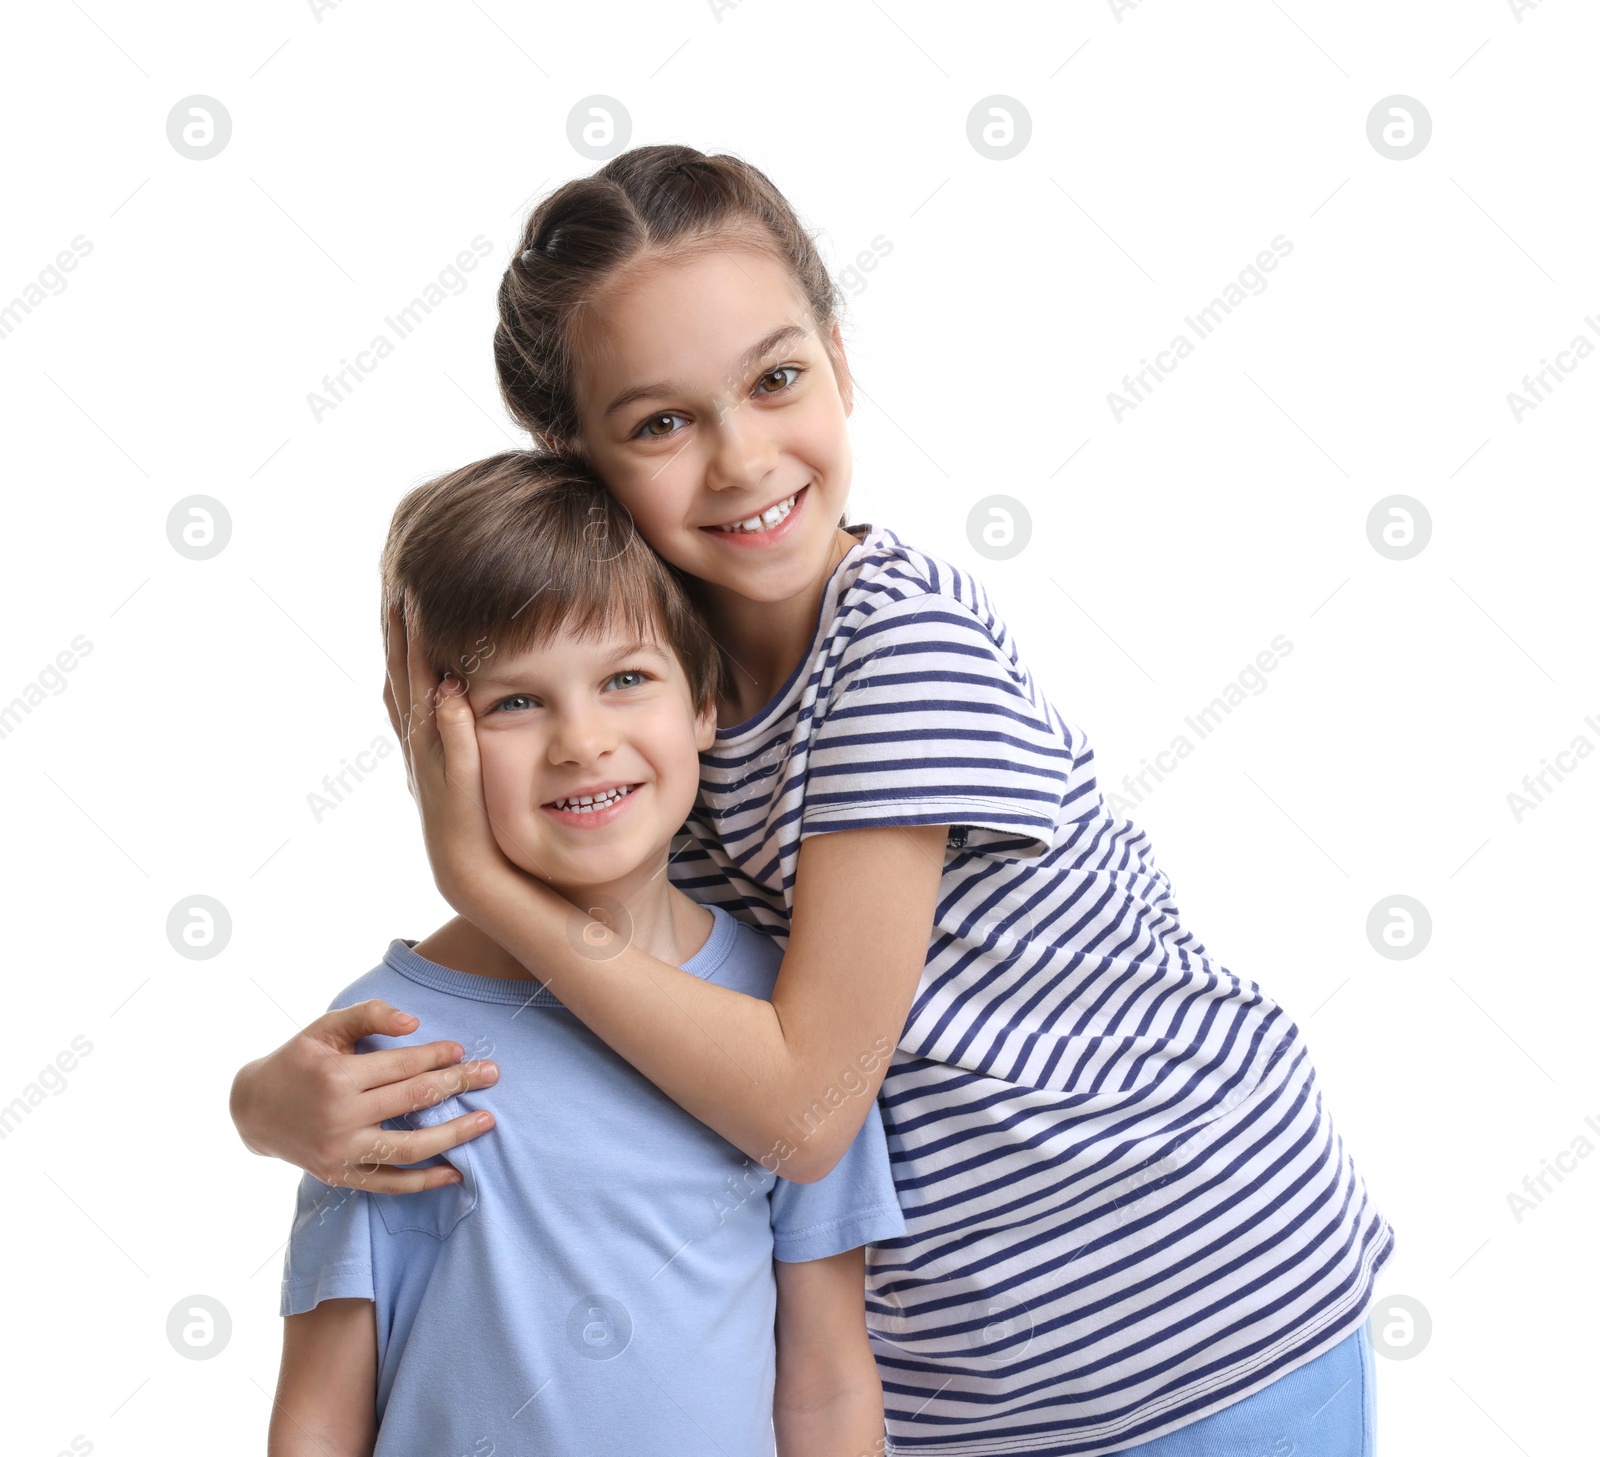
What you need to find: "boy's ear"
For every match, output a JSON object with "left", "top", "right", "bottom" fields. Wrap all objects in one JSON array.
[{"left": 694, "top": 691, "right": 718, "bottom": 752}]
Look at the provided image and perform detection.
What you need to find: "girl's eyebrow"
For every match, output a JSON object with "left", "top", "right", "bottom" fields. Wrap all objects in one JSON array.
[{"left": 601, "top": 323, "right": 811, "bottom": 419}]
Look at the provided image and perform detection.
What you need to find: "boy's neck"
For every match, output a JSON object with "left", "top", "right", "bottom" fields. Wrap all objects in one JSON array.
[{"left": 411, "top": 881, "right": 715, "bottom": 981}]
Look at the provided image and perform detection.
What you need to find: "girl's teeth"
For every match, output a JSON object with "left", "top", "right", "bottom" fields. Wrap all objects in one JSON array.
[{"left": 715, "top": 492, "right": 796, "bottom": 533}]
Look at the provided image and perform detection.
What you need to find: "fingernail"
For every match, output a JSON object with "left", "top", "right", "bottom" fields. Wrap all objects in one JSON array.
[
  {"left": 476, "top": 1113, "right": 493, "bottom": 1130},
  {"left": 481, "top": 1064, "right": 499, "bottom": 1083}
]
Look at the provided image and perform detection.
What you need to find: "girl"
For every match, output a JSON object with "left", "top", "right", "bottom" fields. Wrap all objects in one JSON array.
[{"left": 232, "top": 145, "right": 1393, "bottom": 1456}]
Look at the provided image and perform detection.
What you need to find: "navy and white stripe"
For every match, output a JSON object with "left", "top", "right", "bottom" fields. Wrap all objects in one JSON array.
[{"left": 669, "top": 526, "right": 1395, "bottom": 1456}]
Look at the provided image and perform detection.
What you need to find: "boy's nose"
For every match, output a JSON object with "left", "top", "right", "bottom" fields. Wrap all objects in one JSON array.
[{"left": 548, "top": 712, "right": 616, "bottom": 765}]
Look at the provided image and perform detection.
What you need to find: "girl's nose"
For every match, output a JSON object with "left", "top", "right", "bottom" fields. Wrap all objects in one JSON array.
[{"left": 705, "top": 398, "right": 779, "bottom": 492}]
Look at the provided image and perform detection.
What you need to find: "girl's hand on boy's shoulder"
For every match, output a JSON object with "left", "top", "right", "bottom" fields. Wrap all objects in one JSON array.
[{"left": 229, "top": 999, "right": 498, "bottom": 1191}]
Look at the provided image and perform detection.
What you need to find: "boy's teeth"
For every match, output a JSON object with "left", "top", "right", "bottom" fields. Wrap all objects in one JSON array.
[
  {"left": 554, "top": 785, "right": 634, "bottom": 812},
  {"left": 714, "top": 492, "right": 797, "bottom": 533}
]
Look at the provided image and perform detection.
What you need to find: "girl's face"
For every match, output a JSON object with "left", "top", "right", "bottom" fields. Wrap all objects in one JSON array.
[{"left": 572, "top": 245, "right": 855, "bottom": 607}]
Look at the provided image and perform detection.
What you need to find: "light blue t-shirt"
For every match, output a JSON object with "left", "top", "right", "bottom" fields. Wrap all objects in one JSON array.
[{"left": 280, "top": 904, "right": 906, "bottom": 1456}]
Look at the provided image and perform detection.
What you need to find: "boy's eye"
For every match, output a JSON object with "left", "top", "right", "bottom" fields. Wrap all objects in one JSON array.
[
  {"left": 493, "top": 694, "right": 536, "bottom": 713},
  {"left": 608, "top": 670, "right": 647, "bottom": 690},
  {"left": 635, "top": 411, "right": 686, "bottom": 439},
  {"left": 754, "top": 365, "right": 801, "bottom": 396}
]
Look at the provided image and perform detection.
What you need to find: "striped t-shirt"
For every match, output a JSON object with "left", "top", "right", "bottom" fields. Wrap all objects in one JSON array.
[{"left": 668, "top": 525, "right": 1395, "bottom": 1457}]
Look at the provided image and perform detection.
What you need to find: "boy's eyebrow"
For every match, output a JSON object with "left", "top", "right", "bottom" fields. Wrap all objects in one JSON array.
[
  {"left": 468, "top": 639, "right": 673, "bottom": 691},
  {"left": 600, "top": 324, "right": 811, "bottom": 420}
]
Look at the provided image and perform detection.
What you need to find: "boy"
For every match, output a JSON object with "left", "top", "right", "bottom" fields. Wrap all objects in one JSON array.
[{"left": 269, "top": 453, "right": 906, "bottom": 1456}]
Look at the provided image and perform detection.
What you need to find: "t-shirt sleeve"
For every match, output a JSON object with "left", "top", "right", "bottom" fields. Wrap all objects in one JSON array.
[
  {"left": 799, "top": 591, "right": 1076, "bottom": 857},
  {"left": 280, "top": 1172, "right": 375, "bottom": 1317},
  {"left": 769, "top": 1091, "right": 906, "bottom": 1264}
]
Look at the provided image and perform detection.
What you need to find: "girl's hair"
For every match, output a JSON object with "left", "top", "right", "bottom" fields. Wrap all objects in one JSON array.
[
  {"left": 494, "top": 144, "right": 842, "bottom": 454},
  {"left": 380, "top": 450, "right": 725, "bottom": 711}
]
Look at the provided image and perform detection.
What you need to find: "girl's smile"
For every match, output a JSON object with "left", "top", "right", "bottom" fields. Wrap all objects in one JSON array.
[{"left": 700, "top": 481, "right": 809, "bottom": 546}]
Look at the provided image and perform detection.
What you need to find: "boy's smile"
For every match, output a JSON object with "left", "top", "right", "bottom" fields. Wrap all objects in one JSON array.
[
  {"left": 463, "top": 623, "right": 715, "bottom": 908},
  {"left": 542, "top": 779, "right": 640, "bottom": 828}
]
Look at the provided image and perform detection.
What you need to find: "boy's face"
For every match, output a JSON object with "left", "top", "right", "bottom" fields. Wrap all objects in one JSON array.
[{"left": 461, "top": 620, "right": 715, "bottom": 902}]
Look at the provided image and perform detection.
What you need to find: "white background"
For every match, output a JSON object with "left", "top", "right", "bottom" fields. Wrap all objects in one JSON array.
[{"left": 2, "top": 1, "right": 1595, "bottom": 1452}]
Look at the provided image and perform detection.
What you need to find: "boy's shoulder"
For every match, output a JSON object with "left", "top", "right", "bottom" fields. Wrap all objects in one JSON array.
[
  {"left": 323, "top": 914, "right": 783, "bottom": 1017},
  {"left": 320, "top": 945, "right": 492, "bottom": 1074},
  {"left": 320, "top": 947, "right": 422, "bottom": 1017},
  {"left": 697, "top": 907, "right": 783, "bottom": 1000}
]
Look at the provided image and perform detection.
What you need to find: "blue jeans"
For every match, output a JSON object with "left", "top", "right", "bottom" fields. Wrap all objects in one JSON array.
[{"left": 1117, "top": 1324, "right": 1376, "bottom": 1457}]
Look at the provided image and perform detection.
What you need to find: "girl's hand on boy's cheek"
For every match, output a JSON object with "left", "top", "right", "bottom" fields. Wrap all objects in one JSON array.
[
  {"left": 384, "top": 597, "right": 520, "bottom": 915},
  {"left": 426, "top": 679, "right": 524, "bottom": 909}
]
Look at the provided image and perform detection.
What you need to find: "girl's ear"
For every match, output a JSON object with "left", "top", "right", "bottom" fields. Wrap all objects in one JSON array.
[{"left": 827, "top": 320, "right": 854, "bottom": 418}]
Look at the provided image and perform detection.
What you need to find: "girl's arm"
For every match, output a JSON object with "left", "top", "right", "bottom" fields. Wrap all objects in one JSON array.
[
  {"left": 389, "top": 601, "right": 945, "bottom": 1184},
  {"left": 227, "top": 827, "right": 938, "bottom": 1186},
  {"left": 773, "top": 1248, "right": 887, "bottom": 1457},
  {"left": 464, "top": 817, "right": 941, "bottom": 1182},
  {"left": 268, "top": 1298, "right": 378, "bottom": 1457},
  {"left": 231, "top": 599, "right": 941, "bottom": 1187}
]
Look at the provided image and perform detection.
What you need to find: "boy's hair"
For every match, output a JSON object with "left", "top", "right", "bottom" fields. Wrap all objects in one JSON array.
[
  {"left": 494, "top": 144, "right": 843, "bottom": 457},
  {"left": 380, "top": 451, "right": 725, "bottom": 711}
]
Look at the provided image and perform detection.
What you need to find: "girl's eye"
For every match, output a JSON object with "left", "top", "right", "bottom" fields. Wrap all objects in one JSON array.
[
  {"left": 608, "top": 670, "right": 647, "bottom": 691},
  {"left": 754, "top": 365, "right": 801, "bottom": 396},
  {"left": 635, "top": 411, "right": 686, "bottom": 440}
]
